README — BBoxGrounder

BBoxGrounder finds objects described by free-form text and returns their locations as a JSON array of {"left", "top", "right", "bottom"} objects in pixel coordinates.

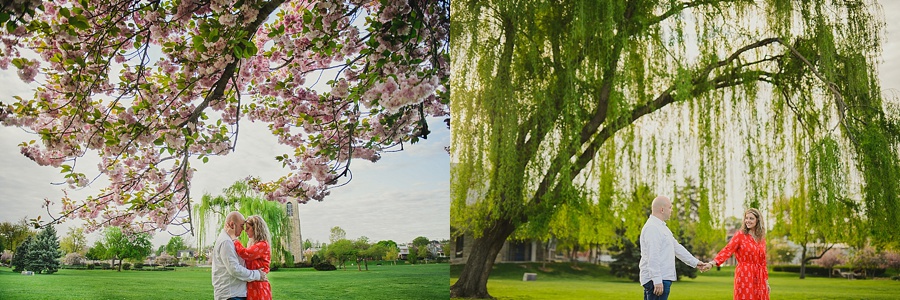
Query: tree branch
[
  {"left": 176, "top": 0, "right": 286, "bottom": 128},
  {"left": 773, "top": 38, "right": 856, "bottom": 146}
]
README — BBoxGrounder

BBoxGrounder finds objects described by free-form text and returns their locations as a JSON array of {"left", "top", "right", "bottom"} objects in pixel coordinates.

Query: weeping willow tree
[
  {"left": 450, "top": 0, "right": 900, "bottom": 298},
  {"left": 194, "top": 180, "right": 294, "bottom": 266},
  {"left": 770, "top": 137, "right": 869, "bottom": 279}
]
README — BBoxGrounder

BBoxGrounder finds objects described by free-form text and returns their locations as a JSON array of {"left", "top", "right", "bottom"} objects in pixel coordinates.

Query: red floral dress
[
  {"left": 234, "top": 240, "right": 272, "bottom": 300},
  {"left": 713, "top": 231, "right": 769, "bottom": 300}
]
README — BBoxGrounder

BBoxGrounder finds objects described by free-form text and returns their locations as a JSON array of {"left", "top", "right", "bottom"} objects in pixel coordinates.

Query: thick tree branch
[
  {"left": 176, "top": 0, "right": 286, "bottom": 128},
  {"left": 528, "top": 37, "right": 782, "bottom": 213},
  {"left": 773, "top": 38, "right": 856, "bottom": 146},
  {"left": 528, "top": 1, "right": 663, "bottom": 210},
  {"left": 802, "top": 244, "right": 834, "bottom": 262},
  {"left": 648, "top": 0, "right": 751, "bottom": 27}
]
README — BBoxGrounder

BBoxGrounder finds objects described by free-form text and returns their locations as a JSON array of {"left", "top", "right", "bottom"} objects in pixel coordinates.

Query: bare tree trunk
[
  {"left": 800, "top": 243, "right": 833, "bottom": 279},
  {"left": 450, "top": 218, "right": 516, "bottom": 299}
]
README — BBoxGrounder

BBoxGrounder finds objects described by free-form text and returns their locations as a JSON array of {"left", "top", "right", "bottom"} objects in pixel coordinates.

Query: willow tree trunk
[
  {"left": 449, "top": 218, "right": 516, "bottom": 298},
  {"left": 799, "top": 244, "right": 808, "bottom": 279}
]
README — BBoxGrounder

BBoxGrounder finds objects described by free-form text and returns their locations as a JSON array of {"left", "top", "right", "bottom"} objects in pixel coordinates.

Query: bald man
[
  {"left": 639, "top": 196, "right": 711, "bottom": 300},
  {"left": 212, "top": 211, "right": 267, "bottom": 300}
]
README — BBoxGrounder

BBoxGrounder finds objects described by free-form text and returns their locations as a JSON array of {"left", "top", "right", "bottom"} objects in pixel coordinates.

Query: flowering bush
[
  {"left": 882, "top": 251, "right": 900, "bottom": 270},
  {"left": 0, "top": 250, "right": 13, "bottom": 265},
  {"left": 156, "top": 253, "right": 177, "bottom": 266},
  {"left": 815, "top": 249, "right": 844, "bottom": 276},
  {"left": 63, "top": 252, "right": 86, "bottom": 266}
]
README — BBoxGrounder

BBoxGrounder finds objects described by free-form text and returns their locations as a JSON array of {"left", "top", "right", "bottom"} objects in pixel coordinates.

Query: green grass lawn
[
  {"left": 0, "top": 263, "right": 449, "bottom": 299},
  {"left": 450, "top": 263, "right": 900, "bottom": 299}
]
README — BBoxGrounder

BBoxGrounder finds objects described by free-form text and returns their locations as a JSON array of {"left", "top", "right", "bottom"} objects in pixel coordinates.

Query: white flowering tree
[
  {"left": 0, "top": 0, "right": 449, "bottom": 233},
  {"left": 63, "top": 252, "right": 86, "bottom": 266}
]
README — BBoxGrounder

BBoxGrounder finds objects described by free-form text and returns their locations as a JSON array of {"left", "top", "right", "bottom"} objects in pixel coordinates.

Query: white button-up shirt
[
  {"left": 639, "top": 215, "right": 701, "bottom": 286},
  {"left": 212, "top": 229, "right": 261, "bottom": 300}
]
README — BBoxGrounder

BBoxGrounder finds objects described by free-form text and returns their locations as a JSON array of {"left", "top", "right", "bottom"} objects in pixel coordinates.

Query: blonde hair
[
  {"left": 246, "top": 215, "right": 271, "bottom": 246},
  {"left": 742, "top": 208, "right": 765, "bottom": 242}
]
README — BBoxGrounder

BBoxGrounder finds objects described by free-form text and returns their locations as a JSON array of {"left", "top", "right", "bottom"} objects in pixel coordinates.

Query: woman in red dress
[
  {"left": 709, "top": 208, "right": 769, "bottom": 300},
  {"left": 234, "top": 215, "right": 272, "bottom": 300}
]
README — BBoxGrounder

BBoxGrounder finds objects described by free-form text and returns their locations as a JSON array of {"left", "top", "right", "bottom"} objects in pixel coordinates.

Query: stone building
[{"left": 285, "top": 199, "right": 304, "bottom": 263}]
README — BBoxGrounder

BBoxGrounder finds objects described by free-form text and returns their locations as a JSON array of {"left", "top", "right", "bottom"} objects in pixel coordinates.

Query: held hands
[
  {"left": 696, "top": 261, "right": 714, "bottom": 272},
  {"left": 258, "top": 268, "right": 268, "bottom": 282}
]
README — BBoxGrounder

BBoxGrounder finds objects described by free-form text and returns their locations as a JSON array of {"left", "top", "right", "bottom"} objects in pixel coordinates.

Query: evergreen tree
[
  {"left": 608, "top": 232, "right": 641, "bottom": 282},
  {"left": 672, "top": 233, "right": 698, "bottom": 280},
  {"left": 26, "top": 225, "right": 61, "bottom": 274},
  {"left": 609, "top": 229, "right": 697, "bottom": 282},
  {"left": 11, "top": 235, "right": 33, "bottom": 272}
]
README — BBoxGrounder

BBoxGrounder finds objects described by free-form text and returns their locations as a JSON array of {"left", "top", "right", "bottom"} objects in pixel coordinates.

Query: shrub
[
  {"left": 100, "top": 262, "right": 111, "bottom": 269},
  {"left": 851, "top": 247, "right": 883, "bottom": 278},
  {"left": 135, "top": 267, "right": 174, "bottom": 271},
  {"left": 87, "top": 264, "right": 95, "bottom": 270},
  {"left": 63, "top": 253, "right": 86, "bottom": 266},
  {"left": 314, "top": 262, "right": 337, "bottom": 271},
  {"left": 156, "top": 254, "right": 177, "bottom": 266},
  {"left": 134, "top": 263, "right": 144, "bottom": 269},
  {"left": 271, "top": 265, "right": 280, "bottom": 272},
  {"left": 773, "top": 265, "right": 888, "bottom": 278},
  {"left": 122, "top": 262, "right": 132, "bottom": 270},
  {"left": 772, "top": 265, "right": 832, "bottom": 277},
  {"left": 882, "top": 251, "right": 900, "bottom": 270},
  {"left": 0, "top": 250, "right": 13, "bottom": 265},
  {"left": 815, "top": 250, "right": 845, "bottom": 276}
]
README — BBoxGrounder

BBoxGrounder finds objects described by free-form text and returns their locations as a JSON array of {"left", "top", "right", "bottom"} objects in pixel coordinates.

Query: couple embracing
[
  {"left": 640, "top": 196, "right": 769, "bottom": 300},
  {"left": 212, "top": 211, "right": 273, "bottom": 300}
]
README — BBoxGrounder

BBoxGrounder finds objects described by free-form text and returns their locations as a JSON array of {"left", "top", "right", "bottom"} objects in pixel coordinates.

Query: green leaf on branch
[
  {"left": 243, "top": 40, "right": 258, "bottom": 57},
  {"left": 303, "top": 10, "right": 313, "bottom": 24},
  {"left": 11, "top": 58, "right": 26, "bottom": 69},
  {"left": 192, "top": 35, "right": 207, "bottom": 52},
  {"left": 70, "top": 16, "right": 89, "bottom": 30}
]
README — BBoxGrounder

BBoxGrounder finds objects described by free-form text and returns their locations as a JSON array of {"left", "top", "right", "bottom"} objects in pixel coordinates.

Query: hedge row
[{"left": 772, "top": 265, "right": 887, "bottom": 278}]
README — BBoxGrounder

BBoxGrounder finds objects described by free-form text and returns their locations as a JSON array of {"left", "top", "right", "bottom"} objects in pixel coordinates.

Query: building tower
[{"left": 286, "top": 199, "right": 304, "bottom": 263}]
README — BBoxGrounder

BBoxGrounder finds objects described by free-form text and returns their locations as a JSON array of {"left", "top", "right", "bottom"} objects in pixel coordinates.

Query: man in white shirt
[
  {"left": 212, "top": 211, "right": 268, "bottom": 300},
  {"left": 639, "top": 195, "right": 711, "bottom": 300}
]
